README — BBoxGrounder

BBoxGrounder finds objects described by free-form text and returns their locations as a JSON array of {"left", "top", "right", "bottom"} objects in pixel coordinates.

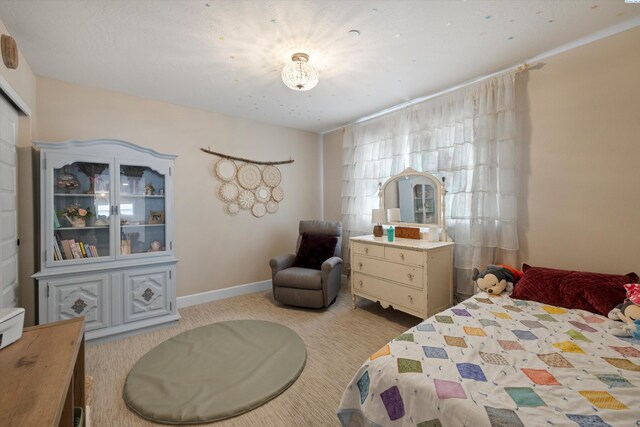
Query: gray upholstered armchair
[{"left": 269, "top": 220, "right": 343, "bottom": 308}]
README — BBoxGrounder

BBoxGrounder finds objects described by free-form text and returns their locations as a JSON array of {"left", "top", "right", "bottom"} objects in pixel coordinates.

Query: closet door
[{"left": 0, "top": 95, "right": 19, "bottom": 308}]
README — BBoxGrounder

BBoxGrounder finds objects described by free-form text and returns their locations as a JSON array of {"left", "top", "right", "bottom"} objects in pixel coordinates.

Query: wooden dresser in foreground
[
  {"left": 350, "top": 235, "right": 454, "bottom": 319},
  {"left": 0, "top": 317, "right": 85, "bottom": 427}
]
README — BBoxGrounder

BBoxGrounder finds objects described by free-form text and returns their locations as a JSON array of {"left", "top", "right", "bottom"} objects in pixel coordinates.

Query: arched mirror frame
[{"left": 379, "top": 167, "right": 445, "bottom": 232}]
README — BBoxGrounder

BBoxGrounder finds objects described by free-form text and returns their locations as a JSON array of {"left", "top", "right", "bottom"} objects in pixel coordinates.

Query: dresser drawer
[
  {"left": 384, "top": 247, "right": 423, "bottom": 266},
  {"left": 353, "top": 272, "right": 427, "bottom": 313},
  {"left": 352, "top": 242, "right": 384, "bottom": 258},
  {"left": 352, "top": 254, "right": 423, "bottom": 289}
]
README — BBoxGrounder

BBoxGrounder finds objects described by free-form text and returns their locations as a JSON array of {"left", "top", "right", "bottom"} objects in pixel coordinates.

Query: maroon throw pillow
[
  {"left": 511, "top": 264, "right": 638, "bottom": 316},
  {"left": 293, "top": 232, "right": 338, "bottom": 270}
]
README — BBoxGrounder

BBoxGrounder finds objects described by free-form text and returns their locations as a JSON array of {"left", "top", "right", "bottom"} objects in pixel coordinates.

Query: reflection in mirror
[{"left": 381, "top": 171, "right": 441, "bottom": 227}]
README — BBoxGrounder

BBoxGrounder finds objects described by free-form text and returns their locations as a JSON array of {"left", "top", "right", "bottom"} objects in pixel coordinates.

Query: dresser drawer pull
[
  {"left": 364, "top": 247, "right": 369, "bottom": 254},
  {"left": 358, "top": 262, "right": 363, "bottom": 269},
  {"left": 400, "top": 253, "right": 405, "bottom": 260},
  {"left": 408, "top": 295, "right": 414, "bottom": 304},
  {"left": 407, "top": 273, "right": 414, "bottom": 281},
  {"left": 359, "top": 280, "right": 363, "bottom": 288}
]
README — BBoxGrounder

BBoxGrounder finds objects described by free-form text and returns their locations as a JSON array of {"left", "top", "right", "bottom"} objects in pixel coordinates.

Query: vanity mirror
[{"left": 380, "top": 167, "right": 445, "bottom": 234}]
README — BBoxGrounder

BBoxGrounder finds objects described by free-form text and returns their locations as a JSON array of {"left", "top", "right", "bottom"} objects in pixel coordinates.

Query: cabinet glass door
[
  {"left": 118, "top": 164, "right": 167, "bottom": 256},
  {"left": 52, "top": 161, "right": 111, "bottom": 262}
]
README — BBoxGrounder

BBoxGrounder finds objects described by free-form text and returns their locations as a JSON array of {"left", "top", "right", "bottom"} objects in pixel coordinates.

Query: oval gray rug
[{"left": 123, "top": 319, "right": 307, "bottom": 424}]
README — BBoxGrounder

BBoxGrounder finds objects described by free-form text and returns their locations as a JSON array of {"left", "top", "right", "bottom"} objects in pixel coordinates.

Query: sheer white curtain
[{"left": 342, "top": 72, "right": 517, "bottom": 298}]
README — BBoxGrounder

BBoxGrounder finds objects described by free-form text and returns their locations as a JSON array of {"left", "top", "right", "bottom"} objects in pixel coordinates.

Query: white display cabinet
[{"left": 33, "top": 139, "right": 179, "bottom": 340}]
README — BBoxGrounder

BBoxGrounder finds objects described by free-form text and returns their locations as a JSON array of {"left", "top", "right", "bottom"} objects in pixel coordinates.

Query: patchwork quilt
[{"left": 337, "top": 293, "right": 640, "bottom": 427}]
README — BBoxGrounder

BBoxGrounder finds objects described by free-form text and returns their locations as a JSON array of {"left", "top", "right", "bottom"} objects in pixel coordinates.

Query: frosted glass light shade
[
  {"left": 387, "top": 208, "right": 401, "bottom": 223},
  {"left": 282, "top": 53, "right": 319, "bottom": 91},
  {"left": 371, "top": 209, "right": 385, "bottom": 225}
]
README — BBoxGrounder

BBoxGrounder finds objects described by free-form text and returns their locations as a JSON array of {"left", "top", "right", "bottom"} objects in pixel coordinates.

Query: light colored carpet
[{"left": 87, "top": 283, "right": 419, "bottom": 426}]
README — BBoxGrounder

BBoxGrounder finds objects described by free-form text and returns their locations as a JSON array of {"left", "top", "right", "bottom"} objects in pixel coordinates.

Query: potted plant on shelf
[{"left": 59, "top": 205, "right": 93, "bottom": 228}]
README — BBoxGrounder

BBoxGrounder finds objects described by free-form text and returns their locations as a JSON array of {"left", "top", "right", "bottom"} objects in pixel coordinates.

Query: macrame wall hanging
[{"left": 200, "top": 148, "right": 294, "bottom": 217}]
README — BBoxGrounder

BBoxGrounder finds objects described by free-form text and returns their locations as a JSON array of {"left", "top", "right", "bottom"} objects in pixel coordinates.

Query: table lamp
[
  {"left": 387, "top": 208, "right": 401, "bottom": 223},
  {"left": 371, "top": 209, "right": 385, "bottom": 237}
]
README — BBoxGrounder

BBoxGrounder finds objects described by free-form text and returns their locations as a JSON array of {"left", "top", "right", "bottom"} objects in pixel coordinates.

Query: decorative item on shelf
[
  {"left": 387, "top": 208, "right": 401, "bottom": 223},
  {"left": 94, "top": 216, "right": 109, "bottom": 226},
  {"left": 395, "top": 226, "right": 420, "bottom": 239},
  {"left": 427, "top": 226, "right": 440, "bottom": 242},
  {"left": 144, "top": 184, "right": 155, "bottom": 195},
  {"left": 201, "top": 147, "right": 294, "bottom": 218},
  {"left": 120, "top": 239, "right": 131, "bottom": 255},
  {"left": 371, "top": 209, "right": 385, "bottom": 237},
  {"left": 121, "top": 165, "right": 146, "bottom": 194},
  {"left": 387, "top": 226, "right": 395, "bottom": 242},
  {"left": 1, "top": 34, "right": 18, "bottom": 69},
  {"left": 78, "top": 163, "right": 107, "bottom": 194},
  {"left": 55, "top": 168, "right": 80, "bottom": 192},
  {"left": 59, "top": 205, "right": 93, "bottom": 228},
  {"left": 148, "top": 211, "right": 165, "bottom": 224},
  {"left": 148, "top": 240, "right": 163, "bottom": 252}
]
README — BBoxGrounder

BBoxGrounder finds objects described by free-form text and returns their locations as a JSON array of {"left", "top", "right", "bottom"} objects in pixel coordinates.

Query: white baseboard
[{"left": 176, "top": 280, "right": 272, "bottom": 309}]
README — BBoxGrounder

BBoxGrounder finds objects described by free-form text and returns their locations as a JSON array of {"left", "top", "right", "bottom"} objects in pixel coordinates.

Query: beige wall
[
  {"left": 0, "top": 19, "right": 38, "bottom": 324},
  {"left": 322, "top": 128, "right": 343, "bottom": 222},
  {"left": 30, "top": 77, "right": 321, "bottom": 316},
  {"left": 517, "top": 26, "right": 640, "bottom": 274}
]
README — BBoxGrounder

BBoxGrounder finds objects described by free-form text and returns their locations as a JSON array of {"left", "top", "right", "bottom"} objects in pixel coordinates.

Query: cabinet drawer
[
  {"left": 352, "top": 242, "right": 384, "bottom": 258},
  {"left": 352, "top": 254, "right": 423, "bottom": 289},
  {"left": 353, "top": 272, "right": 427, "bottom": 313},
  {"left": 384, "top": 247, "right": 423, "bottom": 266}
]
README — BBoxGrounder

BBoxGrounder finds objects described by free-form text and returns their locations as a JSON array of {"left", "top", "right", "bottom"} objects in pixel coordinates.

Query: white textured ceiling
[{"left": 1, "top": 0, "right": 639, "bottom": 133}]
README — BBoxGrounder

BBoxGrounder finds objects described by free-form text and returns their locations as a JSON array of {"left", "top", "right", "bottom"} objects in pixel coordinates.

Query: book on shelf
[
  {"left": 52, "top": 239, "right": 62, "bottom": 261},
  {"left": 79, "top": 242, "right": 88, "bottom": 258},
  {"left": 53, "top": 215, "right": 60, "bottom": 229},
  {"left": 69, "top": 239, "right": 82, "bottom": 259},
  {"left": 61, "top": 240, "right": 73, "bottom": 260},
  {"left": 54, "top": 232, "right": 65, "bottom": 260}
]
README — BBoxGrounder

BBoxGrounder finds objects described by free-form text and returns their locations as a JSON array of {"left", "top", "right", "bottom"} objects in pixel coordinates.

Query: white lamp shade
[
  {"left": 371, "top": 209, "right": 385, "bottom": 224},
  {"left": 387, "top": 208, "right": 401, "bottom": 223}
]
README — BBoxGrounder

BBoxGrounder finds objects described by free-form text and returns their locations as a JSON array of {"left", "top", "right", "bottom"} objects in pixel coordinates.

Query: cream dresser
[{"left": 350, "top": 235, "right": 454, "bottom": 319}]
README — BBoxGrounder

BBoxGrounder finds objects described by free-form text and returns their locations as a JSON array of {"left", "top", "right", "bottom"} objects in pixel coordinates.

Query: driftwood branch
[{"left": 200, "top": 147, "right": 294, "bottom": 165}]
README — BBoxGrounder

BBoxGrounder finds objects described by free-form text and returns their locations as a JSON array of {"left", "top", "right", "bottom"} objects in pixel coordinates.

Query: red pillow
[
  {"left": 293, "top": 232, "right": 338, "bottom": 270},
  {"left": 510, "top": 264, "right": 639, "bottom": 316}
]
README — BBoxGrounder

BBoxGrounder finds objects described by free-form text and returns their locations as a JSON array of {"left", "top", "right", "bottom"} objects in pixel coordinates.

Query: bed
[{"left": 338, "top": 266, "right": 640, "bottom": 426}]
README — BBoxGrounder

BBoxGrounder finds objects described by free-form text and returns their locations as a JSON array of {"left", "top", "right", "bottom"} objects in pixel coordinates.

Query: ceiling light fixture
[{"left": 281, "top": 52, "right": 318, "bottom": 91}]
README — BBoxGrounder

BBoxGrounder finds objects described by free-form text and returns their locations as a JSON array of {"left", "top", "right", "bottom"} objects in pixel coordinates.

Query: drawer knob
[
  {"left": 408, "top": 295, "right": 414, "bottom": 303},
  {"left": 407, "top": 273, "right": 414, "bottom": 281},
  {"left": 400, "top": 253, "right": 405, "bottom": 260},
  {"left": 358, "top": 262, "right": 363, "bottom": 269},
  {"left": 359, "top": 280, "right": 363, "bottom": 288},
  {"left": 364, "top": 247, "right": 369, "bottom": 254}
]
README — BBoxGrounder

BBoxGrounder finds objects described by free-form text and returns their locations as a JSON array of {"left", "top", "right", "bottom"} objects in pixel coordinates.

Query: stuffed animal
[
  {"left": 609, "top": 284, "right": 640, "bottom": 339},
  {"left": 472, "top": 264, "right": 521, "bottom": 296}
]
